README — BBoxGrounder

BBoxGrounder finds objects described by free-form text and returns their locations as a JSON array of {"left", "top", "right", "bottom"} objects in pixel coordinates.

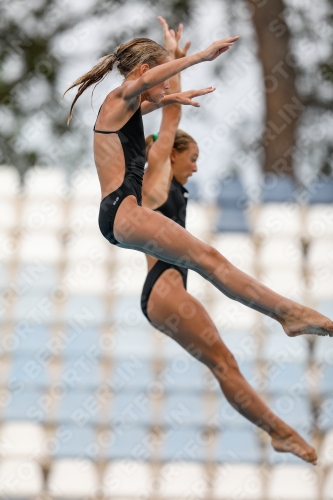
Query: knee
[
  {"left": 207, "top": 349, "right": 240, "bottom": 384},
  {"left": 199, "top": 245, "right": 230, "bottom": 278}
]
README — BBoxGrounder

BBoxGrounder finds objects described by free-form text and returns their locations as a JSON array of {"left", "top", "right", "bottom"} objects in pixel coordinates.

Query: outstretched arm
[
  {"left": 122, "top": 34, "right": 239, "bottom": 101},
  {"left": 141, "top": 87, "right": 215, "bottom": 115}
]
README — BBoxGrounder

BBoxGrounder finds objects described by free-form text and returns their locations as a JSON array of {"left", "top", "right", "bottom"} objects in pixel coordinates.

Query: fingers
[
  {"left": 157, "top": 16, "right": 169, "bottom": 35},
  {"left": 191, "top": 101, "right": 200, "bottom": 107},
  {"left": 183, "top": 40, "right": 191, "bottom": 56},
  {"left": 200, "top": 86, "right": 216, "bottom": 95},
  {"left": 218, "top": 42, "right": 234, "bottom": 50},
  {"left": 220, "top": 46, "right": 231, "bottom": 54},
  {"left": 221, "top": 36, "right": 240, "bottom": 43},
  {"left": 175, "top": 23, "right": 191, "bottom": 57},
  {"left": 191, "top": 86, "right": 216, "bottom": 97},
  {"left": 157, "top": 15, "right": 168, "bottom": 29},
  {"left": 182, "top": 86, "right": 216, "bottom": 106},
  {"left": 175, "top": 23, "right": 183, "bottom": 42},
  {"left": 213, "top": 36, "right": 240, "bottom": 51}
]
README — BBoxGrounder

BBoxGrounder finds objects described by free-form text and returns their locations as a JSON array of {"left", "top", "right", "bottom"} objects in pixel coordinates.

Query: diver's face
[{"left": 171, "top": 142, "right": 199, "bottom": 185}]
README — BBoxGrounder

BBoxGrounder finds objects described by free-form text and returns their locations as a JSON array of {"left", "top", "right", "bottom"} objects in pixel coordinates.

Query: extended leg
[
  {"left": 147, "top": 268, "right": 317, "bottom": 464},
  {"left": 114, "top": 197, "right": 333, "bottom": 338}
]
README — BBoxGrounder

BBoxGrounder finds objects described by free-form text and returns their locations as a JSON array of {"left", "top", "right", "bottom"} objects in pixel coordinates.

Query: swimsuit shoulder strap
[{"left": 93, "top": 103, "right": 141, "bottom": 134}]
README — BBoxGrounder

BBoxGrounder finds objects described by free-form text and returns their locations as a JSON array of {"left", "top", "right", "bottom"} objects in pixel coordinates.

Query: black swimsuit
[
  {"left": 141, "top": 177, "right": 189, "bottom": 322},
  {"left": 95, "top": 105, "right": 146, "bottom": 245}
]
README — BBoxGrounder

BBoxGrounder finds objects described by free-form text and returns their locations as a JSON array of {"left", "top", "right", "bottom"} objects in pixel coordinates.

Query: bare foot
[
  {"left": 279, "top": 305, "right": 333, "bottom": 338},
  {"left": 271, "top": 430, "right": 317, "bottom": 465}
]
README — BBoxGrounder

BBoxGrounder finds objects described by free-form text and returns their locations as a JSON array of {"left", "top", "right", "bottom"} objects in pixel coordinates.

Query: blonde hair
[
  {"left": 64, "top": 38, "right": 169, "bottom": 123},
  {"left": 145, "top": 129, "right": 197, "bottom": 158}
]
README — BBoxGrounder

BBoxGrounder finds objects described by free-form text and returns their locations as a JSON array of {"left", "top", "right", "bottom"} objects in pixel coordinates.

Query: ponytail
[
  {"left": 64, "top": 37, "right": 169, "bottom": 125},
  {"left": 63, "top": 54, "right": 117, "bottom": 124}
]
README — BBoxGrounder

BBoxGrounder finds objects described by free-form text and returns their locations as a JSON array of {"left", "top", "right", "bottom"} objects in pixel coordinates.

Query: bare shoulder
[
  {"left": 106, "top": 81, "right": 140, "bottom": 106},
  {"left": 97, "top": 88, "right": 140, "bottom": 130}
]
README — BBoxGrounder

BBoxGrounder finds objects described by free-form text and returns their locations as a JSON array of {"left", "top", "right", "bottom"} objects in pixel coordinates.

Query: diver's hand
[
  {"left": 199, "top": 36, "right": 240, "bottom": 62},
  {"left": 163, "top": 86, "right": 216, "bottom": 107},
  {"left": 158, "top": 16, "right": 191, "bottom": 59}
]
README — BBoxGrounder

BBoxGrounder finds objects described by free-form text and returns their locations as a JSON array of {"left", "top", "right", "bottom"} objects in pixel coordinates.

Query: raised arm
[
  {"left": 122, "top": 34, "right": 239, "bottom": 101},
  {"left": 142, "top": 18, "right": 185, "bottom": 209}
]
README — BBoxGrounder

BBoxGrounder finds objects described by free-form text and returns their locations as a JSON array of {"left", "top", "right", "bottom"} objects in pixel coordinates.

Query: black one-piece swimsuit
[
  {"left": 95, "top": 105, "right": 146, "bottom": 245},
  {"left": 141, "top": 176, "right": 189, "bottom": 322}
]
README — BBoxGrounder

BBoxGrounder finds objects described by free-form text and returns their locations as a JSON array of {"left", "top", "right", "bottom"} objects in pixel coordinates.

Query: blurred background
[{"left": 0, "top": 0, "right": 333, "bottom": 498}]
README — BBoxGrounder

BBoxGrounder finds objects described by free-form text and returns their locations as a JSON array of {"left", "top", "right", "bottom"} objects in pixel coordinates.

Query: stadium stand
[{"left": 0, "top": 165, "right": 332, "bottom": 498}]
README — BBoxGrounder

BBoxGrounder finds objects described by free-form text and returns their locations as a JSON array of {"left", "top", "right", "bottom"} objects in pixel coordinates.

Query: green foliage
[
  {"left": 0, "top": 1, "right": 78, "bottom": 175},
  {"left": 0, "top": 0, "right": 193, "bottom": 177},
  {"left": 1, "top": 0, "right": 332, "bottom": 179},
  {"left": 320, "top": 62, "right": 333, "bottom": 82}
]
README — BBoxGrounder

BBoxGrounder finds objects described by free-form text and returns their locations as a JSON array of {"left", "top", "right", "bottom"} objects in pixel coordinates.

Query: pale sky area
[
  {"left": 3, "top": 0, "right": 332, "bottom": 198},
  {"left": 57, "top": 0, "right": 266, "bottom": 200}
]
